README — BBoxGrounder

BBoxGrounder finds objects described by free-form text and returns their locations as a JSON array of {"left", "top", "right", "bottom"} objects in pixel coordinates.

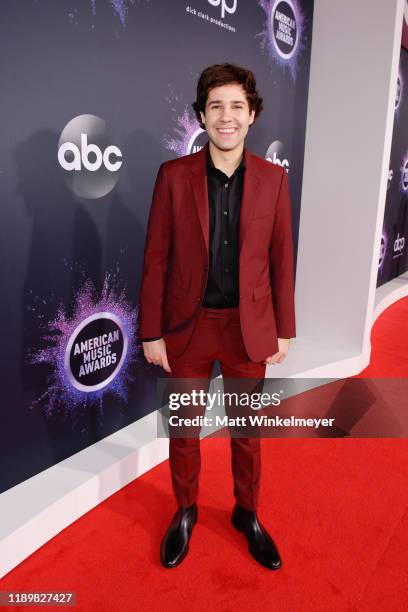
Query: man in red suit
[{"left": 139, "top": 63, "right": 296, "bottom": 569}]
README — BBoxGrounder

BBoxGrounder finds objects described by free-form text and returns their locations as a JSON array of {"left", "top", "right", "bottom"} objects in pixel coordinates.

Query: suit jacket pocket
[{"left": 253, "top": 280, "right": 272, "bottom": 301}]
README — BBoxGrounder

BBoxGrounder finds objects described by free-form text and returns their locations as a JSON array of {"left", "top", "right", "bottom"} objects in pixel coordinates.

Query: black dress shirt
[
  {"left": 142, "top": 147, "right": 245, "bottom": 341},
  {"left": 202, "top": 147, "right": 245, "bottom": 307}
]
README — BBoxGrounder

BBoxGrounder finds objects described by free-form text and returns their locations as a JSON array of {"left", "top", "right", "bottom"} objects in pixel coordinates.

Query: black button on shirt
[{"left": 202, "top": 147, "right": 245, "bottom": 308}]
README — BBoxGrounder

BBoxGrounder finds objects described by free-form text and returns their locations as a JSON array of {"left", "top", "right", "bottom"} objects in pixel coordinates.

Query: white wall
[{"left": 295, "top": 0, "right": 404, "bottom": 354}]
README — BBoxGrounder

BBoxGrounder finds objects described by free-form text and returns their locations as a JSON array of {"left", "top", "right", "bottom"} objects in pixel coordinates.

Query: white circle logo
[
  {"left": 58, "top": 114, "right": 122, "bottom": 199},
  {"left": 265, "top": 141, "right": 290, "bottom": 170},
  {"left": 64, "top": 312, "right": 128, "bottom": 392},
  {"left": 271, "top": 0, "right": 298, "bottom": 60},
  {"left": 187, "top": 127, "right": 207, "bottom": 154},
  {"left": 402, "top": 159, "right": 408, "bottom": 191}
]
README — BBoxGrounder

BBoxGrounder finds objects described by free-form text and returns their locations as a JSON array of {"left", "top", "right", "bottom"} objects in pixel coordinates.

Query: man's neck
[{"left": 208, "top": 141, "right": 244, "bottom": 178}]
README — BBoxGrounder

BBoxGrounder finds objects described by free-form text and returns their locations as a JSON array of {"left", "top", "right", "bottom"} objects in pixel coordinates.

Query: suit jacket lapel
[
  {"left": 239, "top": 147, "right": 260, "bottom": 254},
  {"left": 190, "top": 143, "right": 210, "bottom": 256}
]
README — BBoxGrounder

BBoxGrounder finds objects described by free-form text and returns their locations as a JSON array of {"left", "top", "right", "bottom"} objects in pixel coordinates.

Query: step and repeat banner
[
  {"left": 377, "top": 44, "right": 408, "bottom": 287},
  {"left": 0, "top": 0, "right": 313, "bottom": 493}
]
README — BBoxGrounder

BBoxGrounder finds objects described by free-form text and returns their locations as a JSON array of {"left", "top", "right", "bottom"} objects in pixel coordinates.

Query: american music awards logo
[
  {"left": 65, "top": 312, "right": 128, "bottom": 393},
  {"left": 257, "top": 0, "right": 306, "bottom": 81},
  {"left": 28, "top": 272, "right": 139, "bottom": 419}
]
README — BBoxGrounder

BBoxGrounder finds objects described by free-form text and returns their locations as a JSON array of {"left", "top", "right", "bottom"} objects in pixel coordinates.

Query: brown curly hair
[{"left": 192, "top": 63, "right": 264, "bottom": 130}]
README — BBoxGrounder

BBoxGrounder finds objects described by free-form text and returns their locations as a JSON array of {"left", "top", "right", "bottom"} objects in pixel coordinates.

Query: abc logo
[
  {"left": 208, "top": 0, "right": 237, "bottom": 19},
  {"left": 58, "top": 114, "right": 122, "bottom": 199},
  {"left": 394, "top": 233, "right": 405, "bottom": 253},
  {"left": 265, "top": 141, "right": 290, "bottom": 170},
  {"left": 58, "top": 134, "right": 121, "bottom": 173}
]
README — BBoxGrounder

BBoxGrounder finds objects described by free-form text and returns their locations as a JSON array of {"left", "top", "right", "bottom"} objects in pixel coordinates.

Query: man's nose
[{"left": 220, "top": 108, "right": 233, "bottom": 121}]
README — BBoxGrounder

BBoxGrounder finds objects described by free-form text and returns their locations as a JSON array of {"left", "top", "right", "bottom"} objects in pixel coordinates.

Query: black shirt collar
[{"left": 207, "top": 145, "right": 246, "bottom": 175}]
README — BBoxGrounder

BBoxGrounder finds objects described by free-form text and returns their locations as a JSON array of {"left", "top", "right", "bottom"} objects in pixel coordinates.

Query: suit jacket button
[{"left": 204, "top": 265, "right": 208, "bottom": 271}]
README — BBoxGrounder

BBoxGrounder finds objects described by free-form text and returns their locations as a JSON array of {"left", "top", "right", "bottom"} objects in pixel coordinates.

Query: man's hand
[
  {"left": 142, "top": 338, "right": 172, "bottom": 373},
  {"left": 263, "top": 338, "right": 290, "bottom": 366}
]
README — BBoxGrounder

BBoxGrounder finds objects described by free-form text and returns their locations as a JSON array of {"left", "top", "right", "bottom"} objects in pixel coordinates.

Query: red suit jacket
[{"left": 138, "top": 142, "right": 296, "bottom": 362}]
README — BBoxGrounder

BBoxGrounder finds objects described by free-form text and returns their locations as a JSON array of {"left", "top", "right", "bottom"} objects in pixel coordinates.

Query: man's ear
[
  {"left": 200, "top": 111, "right": 206, "bottom": 127},
  {"left": 249, "top": 109, "right": 255, "bottom": 126}
]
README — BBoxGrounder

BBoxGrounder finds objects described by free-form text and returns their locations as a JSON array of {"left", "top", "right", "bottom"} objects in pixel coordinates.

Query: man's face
[{"left": 200, "top": 82, "right": 255, "bottom": 152}]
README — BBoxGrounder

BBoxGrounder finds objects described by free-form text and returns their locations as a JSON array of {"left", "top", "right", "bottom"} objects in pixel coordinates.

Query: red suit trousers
[{"left": 165, "top": 306, "right": 266, "bottom": 511}]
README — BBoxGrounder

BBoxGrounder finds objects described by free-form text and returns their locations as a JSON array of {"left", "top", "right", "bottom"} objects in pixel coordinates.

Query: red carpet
[{"left": 1, "top": 298, "right": 408, "bottom": 611}]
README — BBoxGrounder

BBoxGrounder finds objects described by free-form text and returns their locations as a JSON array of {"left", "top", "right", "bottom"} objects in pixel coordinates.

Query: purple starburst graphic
[
  {"left": 257, "top": 0, "right": 306, "bottom": 82},
  {"left": 65, "top": 1, "right": 140, "bottom": 29},
  {"left": 28, "top": 273, "right": 140, "bottom": 419},
  {"left": 163, "top": 106, "right": 205, "bottom": 157},
  {"left": 90, "top": 0, "right": 130, "bottom": 27}
]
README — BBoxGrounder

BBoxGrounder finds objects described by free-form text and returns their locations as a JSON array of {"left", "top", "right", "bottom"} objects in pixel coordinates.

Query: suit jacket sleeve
[
  {"left": 138, "top": 163, "right": 172, "bottom": 339},
  {"left": 269, "top": 167, "right": 296, "bottom": 339}
]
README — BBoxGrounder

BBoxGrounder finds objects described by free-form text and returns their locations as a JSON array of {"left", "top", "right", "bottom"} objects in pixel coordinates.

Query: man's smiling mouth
[{"left": 216, "top": 127, "right": 238, "bottom": 134}]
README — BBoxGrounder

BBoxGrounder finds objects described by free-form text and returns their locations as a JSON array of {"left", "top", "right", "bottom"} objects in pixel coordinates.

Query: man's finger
[{"left": 162, "top": 353, "right": 172, "bottom": 373}]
